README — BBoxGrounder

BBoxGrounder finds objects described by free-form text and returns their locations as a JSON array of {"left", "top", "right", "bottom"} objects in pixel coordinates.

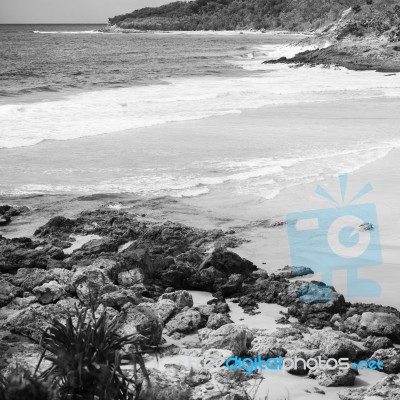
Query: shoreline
[{"left": 2, "top": 131, "right": 400, "bottom": 308}]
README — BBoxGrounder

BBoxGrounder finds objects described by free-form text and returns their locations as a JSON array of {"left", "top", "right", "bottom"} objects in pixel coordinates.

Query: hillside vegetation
[{"left": 108, "top": 0, "right": 363, "bottom": 31}]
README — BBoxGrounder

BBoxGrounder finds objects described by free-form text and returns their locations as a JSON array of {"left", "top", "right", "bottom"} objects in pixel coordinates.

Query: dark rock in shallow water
[{"left": 0, "top": 205, "right": 29, "bottom": 226}]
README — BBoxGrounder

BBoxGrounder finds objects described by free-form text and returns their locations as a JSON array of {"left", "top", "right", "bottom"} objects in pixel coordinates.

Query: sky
[{"left": 0, "top": 0, "right": 176, "bottom": 24}]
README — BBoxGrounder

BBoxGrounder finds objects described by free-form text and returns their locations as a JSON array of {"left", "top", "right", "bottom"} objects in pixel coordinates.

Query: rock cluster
[{"left": 1, "top": 208, "right": 400, "bottom": 397}]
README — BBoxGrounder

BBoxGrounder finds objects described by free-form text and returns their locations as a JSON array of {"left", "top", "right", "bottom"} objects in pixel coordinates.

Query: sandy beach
[{"left": 2, "top": 94, "right": 400, "bottom": 311}]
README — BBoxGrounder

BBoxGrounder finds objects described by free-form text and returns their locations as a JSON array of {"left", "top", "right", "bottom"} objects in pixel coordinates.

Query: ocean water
[{"left": 1, "top": 24, "right": 400, "bottom": 200}]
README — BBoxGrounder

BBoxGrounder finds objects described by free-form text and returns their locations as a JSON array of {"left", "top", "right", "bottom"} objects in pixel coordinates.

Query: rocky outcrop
[
  {"left": 339, "top": 374, "right": 400, "bottom": 400},
  {"left": 265, "top": 4, "right": 400, "bottom": 72},
  {"left": 0, "top": 205, "right": 29, "bottom": 226},
  {"left": 3, "top": 206, "right": 400, "bottom": 398},
  {"left": 0, "top": 237, "right": 64, "bottom": 273}
]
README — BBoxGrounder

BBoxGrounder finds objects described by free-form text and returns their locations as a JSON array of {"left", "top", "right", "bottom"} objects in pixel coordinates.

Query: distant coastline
[{"left": 105, "top": 0, "right": 400, "bottom": 73}]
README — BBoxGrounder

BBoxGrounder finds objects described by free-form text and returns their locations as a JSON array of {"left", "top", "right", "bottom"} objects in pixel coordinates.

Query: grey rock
[
  {"left": 201, "top": 323, "right": 251, "bottom": 355},
  {"left": 339, "top": 374, "right": 400, "bottom": 400},
  {"left": 165, "top": 309, "right": 202, "bottom": 335},
  {"left": 159, "top": 290, "right": 193, "bottom": 309},
  {"left": 119, "top": 303, "right": 163, "bottom": 346},
  {"left": 0, "top": 280, "right": 23, "bottom": 307},
  {"left": 369, "top": 348, "right": 400, "bottom": 374},
  {"left": 153, "top": 298, "right": 176, "bottom": 322},
  {"left": 358, "top": 312, "right": 400, "bottom": 341},
  {"left": 32, "top": 281, "right": 66, "bottom": 304},
  {"left": 249, "top": 335, "right": 287, "bottom": 359},
  {"left": 117, "top": 268, "right": 144, "bottom": 287},
  {"left": 309, "top": 366, "right": 357, "bottom": 387},
  {"left": 206, "top": 313, "right": 233, "bottom": 330}
]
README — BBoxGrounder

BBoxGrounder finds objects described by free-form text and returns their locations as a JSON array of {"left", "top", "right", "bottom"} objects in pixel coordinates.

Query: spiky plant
[
  {"left": 38, "top": 306, "right": 148, "bottom": 400},
  {"left": 0, "top": 370, "right": 55, "bottom": 400}
]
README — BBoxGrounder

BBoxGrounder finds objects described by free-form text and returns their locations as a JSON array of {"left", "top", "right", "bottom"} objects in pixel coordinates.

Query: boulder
[
  {"left": 309, "top": 367, "right": 357, "bottom": 387},
  {"left": 72, "top": 265, "right": 113, "bottom": 304},
  {"left": 201, "top": 349, "right": 234, "bottom": 369},
  {"left": 291, "top": 266, "right": 314, "bottom": 277},
  {"left": 364, "top": 336, "right": 393, "bottom": 352},
  {"left": 137, "top": 366, "right": 191, "bottom": 400},
  {"left": 306, "top": 330, "right": 360, "bottom": 360},
  {"left": 117, "top": 268, "right": 144, "bottom": 286},
  {"left": 32, "top": 281, "right": 66, "bottom": 305},
  {"left": 159, "top": 290, "right": 194, "bottom": 309},
  {"left": 100, "top": 289, "right": 142, "bottom": 309},
  {"left": 369, "top": 348, "right": 400, "bottom": 374},
  {"left": 0, "top": 280, "right": 23, "bottom": 307},
  {"left": 9, "top": 268, "right": 73, "bottom": 293},
  {"left": 196, "top": 304, "right": 217, "bottom": 318},
  {"left": 0, "top": 238, "right": 56, "bottom": 273},
  {"left": 220, "top": 274, "right": 244, "bottom": 296},
  {"left": 3, "top": 298, "right": 79, "bottom": 341},
  {"left": 339, "top": 374, "right": 400, "bottom": 400},
  {"left": 165, "top": 309, "right": 203, "bottom": 335},
  {"left": 249, "top": 335, "right": 287, "bottom": 359},
  {"left": 201, "top": 324, "right": 251, "bottom": 355},
  {"left": 358, "top": 312, "right": 400, "bottom": 341},
  {"left": 206, "top": 313, "right": 233, "bottom": 330},
  {"left": 199, "top": 249, "right": 256, "bottom": 277},
  {"left": 298, "top": 282, "right": 336, "bottom": 303},
  {"left": 153, "top": 299, "right": 177, "bottom": 322},
  {"left": 184, "top": 369, "right": 211, "bottom": 387},
  {"left": 119, "top": 303, "right": 163, "bottom": 346}
]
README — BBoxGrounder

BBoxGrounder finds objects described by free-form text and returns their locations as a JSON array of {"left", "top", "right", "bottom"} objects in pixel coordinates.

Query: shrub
[{"left": 38, "top": 306, "right": 148, "bottom": 400}]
